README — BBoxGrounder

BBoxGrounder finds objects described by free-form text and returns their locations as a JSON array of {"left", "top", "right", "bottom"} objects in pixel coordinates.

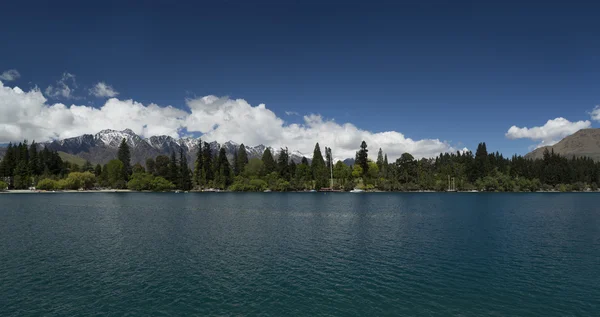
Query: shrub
[{"left": 37, "top": 179, "right": 58, "bottom": 190}]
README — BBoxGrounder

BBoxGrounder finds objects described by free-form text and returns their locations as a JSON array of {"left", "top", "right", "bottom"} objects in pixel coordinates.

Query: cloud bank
[
  {"left": 0, "top": 69, "right": 20, "bottom": 81},
  {"left": 90, "top": 82, "right": 119, "bottom": 98},
  {"left": 505, "top": 117, "right": 591, "bottom": 148},
  {"left": 0, "top": 81, "right": 460, "bottom": 160}
]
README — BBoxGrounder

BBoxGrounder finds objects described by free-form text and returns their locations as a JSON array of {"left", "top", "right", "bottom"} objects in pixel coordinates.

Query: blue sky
[{"left": 1, "top": 0, "right": 599, "bottom": 158}]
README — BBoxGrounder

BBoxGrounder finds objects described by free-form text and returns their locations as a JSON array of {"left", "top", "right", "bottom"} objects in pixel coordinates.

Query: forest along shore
[{"left": 1, "top": 138, "right": 600, "bottom": 193}]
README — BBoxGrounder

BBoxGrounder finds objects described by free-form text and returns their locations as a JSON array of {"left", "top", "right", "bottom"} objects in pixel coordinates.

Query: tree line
[{"left": 1, "top": 138, "right": 599, "bottom": 192}]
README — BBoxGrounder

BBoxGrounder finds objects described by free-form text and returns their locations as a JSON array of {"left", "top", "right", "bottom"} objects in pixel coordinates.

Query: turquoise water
[{"left": 0, "top": 193, "right": 598, "bottom": 316}]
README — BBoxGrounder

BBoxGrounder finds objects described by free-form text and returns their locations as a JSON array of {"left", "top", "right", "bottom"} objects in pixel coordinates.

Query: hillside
[{"left": 525, "top": 129, "right": 600, "bottom": 161}]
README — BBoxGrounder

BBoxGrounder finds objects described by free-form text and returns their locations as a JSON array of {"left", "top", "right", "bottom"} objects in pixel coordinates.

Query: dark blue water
[{"left": 1, "top": 193, "right": 599, "bottom": 316}]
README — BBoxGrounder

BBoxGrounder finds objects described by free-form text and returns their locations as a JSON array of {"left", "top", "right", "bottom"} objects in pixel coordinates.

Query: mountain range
[{"left": 0, "top": 129, "right": 310, "bottom": 168}]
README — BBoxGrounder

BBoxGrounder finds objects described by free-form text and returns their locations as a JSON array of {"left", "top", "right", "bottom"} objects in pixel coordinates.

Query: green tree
[
  {"left": 277, "top": 147, "right": 291, "bottom": 180},
  {"left": 179, "top": 148, "right": 192, "bottom": 190},
  {"left": 311, "top": 143, "right": 328, "bottom": 189},
  {"left": 151, "top": 176, "right": 175, "bottom": 191},
  {"left": 214, "top": 147, "right": 232, "bottom": 189},
  {"left": 146, "top": 158, "right": 156, "bottom": 175},
  {"left": 168, "top": 151, "right": 179, "bottom": 183},
  {"left": 235, "top": 144, "right": 249, "bottom": 176},
  {"left": 37, "top": 178, "right": 58, "bottom": 190},
  {"left": 376, "top": 148, "right": 384, "bottom": 173},
  {"left": 94, "top": 164, "right": 102, "bottom": 177},
  {"left": 132, "top": 163, "right": 145, "bottom": 174},
  {"left": 355, "top": 141, "right": 369, "bottom": 176},
  {"left": 202, "top": 142, "right": 214, "bottom": 183},
  {"left": 82, "top": 160, "right": 94, "bottom": 173},
  {"left": 154, "top": 155, "right": 170, "bottom": 179},
  {"left": 0, "top": 180, "right": 8, "bottom": 190},
  {"left": 262, "top": 148, "right": 277, "bottom": 175},
  {"left": 194, "top": 140, "right": 204, "bottom": 187},
  {"left": 117, "top": 138, "right": 132, "bottom": 177},
  {"left": 127, "top": 172, "right": 154, "bottom": 191},
  {"left": 244, "top": 158, "right": 265, "bottom": 178},
  {"left": 107, "top": 159, "right": 126, "bottom": 188}
]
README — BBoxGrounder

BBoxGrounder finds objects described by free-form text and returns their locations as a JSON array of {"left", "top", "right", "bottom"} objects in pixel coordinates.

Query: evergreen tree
[
  {"left": 179, "top": 148, "right": 192, "bottom": 190},
  {"left": 376, "top": 148, "right": 384, "bottom": 172},
  {"left": 311, "top": 143, "right": 328, "bottom": 189},
  {"left": 154, "top": 155, "right": 170, "bottom": 179},
  {"left": 355, "top": 141, "right": 369, "bottom": 176},
  {"left": 215, "top": 147, "right": 232, "bottom": 188},
  {"left": 473, "top": 142, "right": 489, "bottom": 181},
  {"left": 236, "top": 144, "right": 249, "bottom": 176},
  {"left": 169, "top": 151, "right": 179, "bottom": 183},
  {"left": 194, "top": 140, "right": 204, "bottom": 187},
  {"left": 383, "top": 154, "right": 389, "bottom": 178},
  {"left": 82, "top": 160, "right": 94, "bottom": 173},
  {"left": 262, "top": 148, "right": 277, "bottom": 174},
  {"left": 94, "top": 164, "right": 102, "bottom": 177},
  {"left": 202, "top": 142, "right": 214, "bottom": 183},
  {"left": 117, "top": 138, "right": 132, "bottom": 178},
  {"left": 145, "top": 158, "right": 156, "bottom": 175},
  {"left": 301, "top": 156, "right": 309, "bottom": 166},
  {"left": 28, "top": 142, "right": 40, "bottom": 176},
  {"left": 277, "top": 147, "right": 290, "bottom": 180}
]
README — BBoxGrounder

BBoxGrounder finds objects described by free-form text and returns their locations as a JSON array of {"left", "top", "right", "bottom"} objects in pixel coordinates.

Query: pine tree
[
  {"left": 194, "top": 140, "right": 204, "bottom": 187},
  {"left": 94, "top": 164, "right": 102, "bottom": 177},
  {"left": 311, "top": 143, "right": 328, "bottom": 189},
  {"left": 28, "top": 142, "right": 40, "bottom": 176},
  {"left": 236, "top": 144, "right": 249, "bottom": 176},
  {"left": 117, "top": 138, "right": 132, "bottom": 178},
  {"left": 145, "top": 158, "right": 156, "bottom": 175},
  {"left": 376, "top": 148, "right": 384, "bottom": 172},
  {"left": 202, "top": 142, "right": 214, "bottom": 184},
  {"left": 169, "top": 151, "right": 179, "bottom": 183},
  {"left": 215, "top": 147, "right": 231, "bottom": 188},
  {"left": 356, "top": 141, "right": 369, "bottom": 176},
  {"left": 301, "top": 156, "right": 309, "bottom": 166},
  {"left": 262, "top": 148, "right": 276, "bottom": 174},
  {"left": 83, "top": 160, "right": 94, "bottom": 173},
  {"left": 277, "top": 147, "right": 290, "bottom": 180},
  {"left": 179, "top": 148, "right": 192, "bottom": 190}
]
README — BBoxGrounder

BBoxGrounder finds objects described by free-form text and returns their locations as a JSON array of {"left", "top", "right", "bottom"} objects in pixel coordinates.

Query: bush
[
  {"left": 0, "top": 180, "right": 7, "bottom": 190},
  {"left": 150, "top": 177, "right": 175, "bottom": 191},
  {"left": 127, "top": 172, "right": 154, "bottom": 191},
  {"left": 37, "top": 179, "right": 58, "bottom": 190}
]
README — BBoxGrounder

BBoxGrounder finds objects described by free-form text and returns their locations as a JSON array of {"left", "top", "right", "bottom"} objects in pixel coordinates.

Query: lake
[{"left": 0, "top": 193, "right": 598, "bottom": 316}]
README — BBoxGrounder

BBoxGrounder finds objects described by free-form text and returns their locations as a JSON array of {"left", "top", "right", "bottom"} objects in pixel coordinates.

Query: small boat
[
  {"left": 349, "top": 188, "right": 364, "bottom": 193},
  {"left": 175, "top": 190, "right": 180, "bottom": 193},
  {"left": 263, "top": 189, "right": 272, "bottom": 192}
]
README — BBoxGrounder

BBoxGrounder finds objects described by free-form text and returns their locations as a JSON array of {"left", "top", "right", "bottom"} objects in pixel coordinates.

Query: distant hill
[{"left": 525, "top": 129, "right": 600, "bottom": 161}]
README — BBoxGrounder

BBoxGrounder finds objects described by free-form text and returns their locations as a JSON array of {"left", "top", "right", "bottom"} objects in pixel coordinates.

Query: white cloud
[
  {"left": 89, "top": 82, "right": 119, "bottom": 98},
  {"left": 0, "top": 81, "right": 460, "bottom": 160},
  {"left": 184, "top": 96, "right": 459, "bottom": 160},
  {"left": 285, "top": 111, "right": 299, "bottom": 116},
  {"left": 505, "top": 117, "right": 591, "bottom": 148},
  {"left": 590, "top": 105, "right": 600, "bottom": 121},
  {"left": 0, "top": 81, "right": 186, "bottom": 142},
  {"left": 0, "top": 69, "right": 20, "bottom": 81},
  {"left": 45, "top": 72, "right": 78, "bottom": 99}
]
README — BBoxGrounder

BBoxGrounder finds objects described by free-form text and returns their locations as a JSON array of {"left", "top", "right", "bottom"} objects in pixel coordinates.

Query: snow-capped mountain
[{"left": 40, "top": 129, "right": 310, "bottom": 167}]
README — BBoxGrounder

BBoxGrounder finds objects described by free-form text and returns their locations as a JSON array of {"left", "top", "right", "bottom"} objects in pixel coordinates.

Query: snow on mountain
[{"left": 40, "top": 129, "right": 322, "bottom": 165}]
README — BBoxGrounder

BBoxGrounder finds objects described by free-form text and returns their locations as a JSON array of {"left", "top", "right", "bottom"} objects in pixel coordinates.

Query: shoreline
[{"left": 1, "top": 189, "right": 599, "bottom": 194}]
